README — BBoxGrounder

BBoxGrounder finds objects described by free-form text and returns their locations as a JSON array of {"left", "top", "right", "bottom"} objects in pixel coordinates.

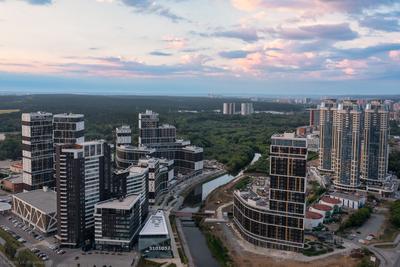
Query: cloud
[
  {"left": 278, "top": 23, "right": 359, "bottom": 41},
  {"left": 162, "top": 36, "right": 187, "bottom": 50},
  {"left": 149, "top": 51, "right": 173, "bottom": 56},
  {"left": 219, "top": 50, "right": 250, "bottom": 59},
  {"left": 212, "top": 28, "right": 260, "bottom": 42},
  {"left": 338, "top": 43, "right": 400, "bottom": 59},
  {"left": 121, "top": 0, "right": 188, "bottom": 22},
  {"left": 359, "top": 15, "right": 400, "bottom": 32},
  {"left": 44, "top": 56, "right": 226, "bottom": 78},
  {"left": 21, "top": 0, "right": 52, "bottom": 5},
  {"left": 230, "top": 0, "right": 396, "bottom": 14}
]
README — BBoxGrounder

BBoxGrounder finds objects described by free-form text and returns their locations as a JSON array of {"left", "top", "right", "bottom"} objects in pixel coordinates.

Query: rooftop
[
  {"left": 54, "top": 113, "right": 84, "bottom": 118},
  {"left": 139, "top": 210, "right": 169, "bottom": 236},
  {"left": 320, "top": 196, "right": 341, "bottom": 205},
  {"left": 182, "top": 146, "right": 203, "bottom": 153},
  {"left": 330, "top": 191, "right": 366, "bottom": 202},
  {"left": 128, "top": 165, "right": 149, "bottom": 175},
  {"left": 306, "top": 211, "right": 323, "bottom": 220},
  {"left": 13, "top": 188, "right": 57, "bottom": 214},
  {"left": 312, "top": 203, "right": 333, "bottom": 211},
  {"left": 4, "top": 174, "right": 23, "bottom": 184},
  {"left": 96, "top": 194, "right": 140, "bottom": 210}
]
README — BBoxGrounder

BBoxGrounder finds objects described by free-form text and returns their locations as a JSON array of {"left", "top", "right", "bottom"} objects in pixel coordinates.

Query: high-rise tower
[
  {"left": 332, "top": 101, "right": 362, "bottom": 191},
  {"left": 318, "top": 99, "right": 336, "bottom": 172},
  {"left": 360, "top": 101, "right": 389, "bottom": 185},
  {"left": 233, "top": 132, "right": 307, "bottom": 252},
  {"left": 55, "top": 140, "right": 111, "bottom": 247},
  {"left": 22, "top": 112, "right": 54, "bottom": 190}
]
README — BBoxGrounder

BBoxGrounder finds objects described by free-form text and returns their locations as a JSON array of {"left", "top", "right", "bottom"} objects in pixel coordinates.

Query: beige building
[
  {"left": 318, "top": 99, "right": 336, "bottom": 172},
  {"left": 360, "top": 101, "right": 389, "bottom": 185},
  {"left": 332, "top": 101, "right": 362, "bottom": 191}
]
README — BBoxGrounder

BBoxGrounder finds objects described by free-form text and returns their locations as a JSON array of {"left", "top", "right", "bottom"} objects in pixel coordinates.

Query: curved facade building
[
  {"left": 115, "top": 145, "right": 155, "bottom": 169},
  {"left": 233, "top": 133, "right": 307, "bottom": 252},
  {"left": 233, "top": 191, "right": 304, "bottom": 251}
]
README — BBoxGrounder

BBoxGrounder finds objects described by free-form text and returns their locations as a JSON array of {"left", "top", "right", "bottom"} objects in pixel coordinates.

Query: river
[{"left": 180, "top": 153, "right": 261, "bottom": 267}]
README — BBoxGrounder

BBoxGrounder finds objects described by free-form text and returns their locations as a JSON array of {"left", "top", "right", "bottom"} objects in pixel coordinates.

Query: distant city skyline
[{"left": 0, "top": 0, "right": 399, "bottom": 94}]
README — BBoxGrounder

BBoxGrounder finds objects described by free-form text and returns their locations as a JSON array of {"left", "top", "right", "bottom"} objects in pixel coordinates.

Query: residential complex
[
  {"left": 21, "top": 112, "right": 54, "bottom": 190},
  {"left": 240, "top": 102, "right": 254, "bottom": 115},
  {"left": 223, "top": 102, "right": 235, "bottom": 115},
  {"left": 317, "top": 99, "right": 393, "bottom": 194},
  {"left": 233, "top": 132, "right": 307, "bottom": 252}
]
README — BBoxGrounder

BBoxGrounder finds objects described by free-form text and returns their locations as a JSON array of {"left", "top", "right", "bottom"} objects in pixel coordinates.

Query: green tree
[{"left": 4, "top": 242, "right": 16, "bottom": 259}]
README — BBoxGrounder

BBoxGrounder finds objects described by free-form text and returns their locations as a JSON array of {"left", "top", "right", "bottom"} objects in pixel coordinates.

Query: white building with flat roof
[{"left": 138, "top": 210, "right": 172, "bottom": 258}]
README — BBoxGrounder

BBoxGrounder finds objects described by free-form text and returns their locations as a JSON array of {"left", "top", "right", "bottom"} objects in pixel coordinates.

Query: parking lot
[
  {"left": 0, "top": 212, "right": 138, "bottom": 267},
  {"left": 0, "top": 212, "right": 76, "bottom": 266}
]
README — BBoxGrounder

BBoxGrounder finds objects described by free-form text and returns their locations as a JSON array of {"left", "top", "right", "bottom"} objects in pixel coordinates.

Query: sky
[{"left": 0, "top": 0, "right": 399, "bottom": 96}]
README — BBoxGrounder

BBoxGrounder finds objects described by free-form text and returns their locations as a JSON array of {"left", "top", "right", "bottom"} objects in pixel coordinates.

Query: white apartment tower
[
  {"left": 241, "top": 102, "right": 254, "bottom": 115},
  {"left": 223, "top": 103, "right": 235, "bottom": 115}
]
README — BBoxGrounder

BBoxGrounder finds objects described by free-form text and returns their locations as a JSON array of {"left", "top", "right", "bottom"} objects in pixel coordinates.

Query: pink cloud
[
  {"left": 327, "top": 58, "right": 368, "bottom": 76},
  {"left": 389, "top": 50, "right": 400, "bottom": 61},
  {"left": 230, "top": 0, "right": 394, "bottom": 15},
  {"left": 163, "top": 36, "right": 187, "bottom": 50}
]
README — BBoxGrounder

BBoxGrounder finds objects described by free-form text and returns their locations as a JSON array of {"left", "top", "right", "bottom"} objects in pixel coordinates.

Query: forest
[{"left": 0, "top": 95, "right": 308, "bottom": 172}]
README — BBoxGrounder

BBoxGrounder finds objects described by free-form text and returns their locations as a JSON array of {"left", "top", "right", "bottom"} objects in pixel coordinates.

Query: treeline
[
  {"left": 0, "top": 134, "right": 21, "bottom": 160},
  {"left": 0, "top": 228, "right": 44, "bottom": 267},
  {"left": 338, "top": 207, "right": 372, "bottom": 232},
  {"left": 0, "top": 95, "right": 308, "bottom": 172},
  {"left": 390, "top": 200, "right": 400, "bottom": 228},
  {"left": 245, "top": 154, "right": 269, "bottom": 174},
  {"left": 389, "top": 150, "right": 400, "bottom": 178}
]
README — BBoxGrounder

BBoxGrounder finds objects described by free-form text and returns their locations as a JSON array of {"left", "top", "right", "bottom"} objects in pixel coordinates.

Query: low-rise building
[
  {"left": 305, "top": 211, "right": 324, "bottom": 229},
  {"left": 9, "top": 161, "right": 23, "bottom": 174},
  {"left": 94, "top": 195, "right": 141, "bottom": 251},
  {"left": 1, "top": 174, "right": 24, "bottom": 193},
  {"left": 12, "top": 187, "right": 57, "bottom": 234},
  {"left": 319, "top": 196, "right": 342, "bottom": 208},
  {"left": 309, "top": 204, "right": 333, "bottom": 218},
  {"left": 329, "top": 192, "right": 366, "bottom": 210},
  {"left": 139, "top": 210, "right": 172, "bottom": 259}
]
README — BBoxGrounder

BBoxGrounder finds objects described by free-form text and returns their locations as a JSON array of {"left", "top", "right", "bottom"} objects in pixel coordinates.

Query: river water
[{"left": 180, "top": 153, "right": 261, "bottom": 267}]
